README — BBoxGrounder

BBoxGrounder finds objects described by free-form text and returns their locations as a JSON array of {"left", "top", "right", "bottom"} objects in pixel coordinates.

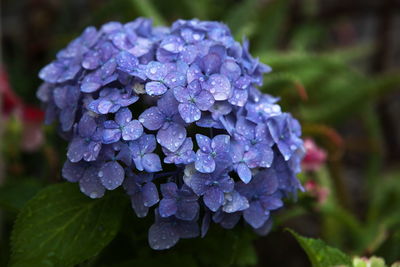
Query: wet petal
[
  {"left": 67, "top": 137, "right": 85, "bottom": 162},
  {"left": 116, "top": 51, "right": 138, "bottom": 73},
  {"left": 207, "top": 74, "right": 232, "bottom": 101},
  {"left": 222, "top": 191, "right": 249, "bottom": 213},
  {"left": 195, "top": 151, "right": 215, "bottom": 173},
  {"left": 146, "top": 61, "right": 167, "bottom": 80},
  {"left": 178, "top": 103, "right": 201, "bottom": 123},
  {"left": 145, "top": 81, "right": 168, "bottom": 96},
  {"left": 139, "top": 107, "right": 165, "bottom": 130},
  {"left": 157, "top": 123, "right": 186, "bottom": 152},
  {"left": 211, "top": 134, "right": 230, "bottom": 154},
  {"left": 115, "top": 107, "right": 132, "bottom": 126},
  {"left": 159, "top": 198, "right": 178, "bottom": 217},
  {"left": 220, "top": 59, "right": 241, "bottom": 81},
  {"left": 229, "top": 88, "right": 248, "bottom": 107},
  {"left": 131, "top": 193, "right": 149, "bottom": 218},
  {"left": 142, "top": 153, "right": 162, "bottom": 172},
  {"left": 195, "top": 90, "right": 214, "bottom": 111},
  {"left": 173, "top": 86, "right": 190, "bottom": 103},
  {"left": 102, "top": 128, "right": 121, "bottom": 144},
  {"left": 39, "top": 62, "right": 62, "bottom": 83},
  {"left": 122, "top": 120, "right": 143, "bottom": 141},
  {"left": 176, "top": 201, "right": 199, "bottom": 221},
  {"left": 203, "top": 187, "right": 224, "bottom": 212},
  {"left": 243, "top": 201, "right": 269, "bottom": 229},
  {"left": 79, "top": 166, "right": 106, "bottom": 199},
  {"left": 62, "top": 160, "right": 85, "bottom": 182},
  {"left": 237, "top": 162, "right": 252, "bottom": 183},
  {"left": 195, "top": 134, "right": 211, "bottom": 152},
  {"left": 148, "top": 220, "right": 179, "bottom": 250},
  {"left": 99, "top": 161, "right": 125, "bottom": 190},
  {"left": 142, "top": 182, "right": 160, "bottom": 207}
]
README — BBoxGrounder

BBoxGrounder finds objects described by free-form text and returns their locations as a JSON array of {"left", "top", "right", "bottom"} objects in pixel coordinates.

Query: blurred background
[{"left": 1, "top": 0, "right": 400, "bottom": 266}]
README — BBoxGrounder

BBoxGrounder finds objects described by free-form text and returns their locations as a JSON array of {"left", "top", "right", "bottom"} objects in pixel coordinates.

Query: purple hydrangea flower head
[{"left": 38, "top": 17, "right": 304, "bottom": 250}]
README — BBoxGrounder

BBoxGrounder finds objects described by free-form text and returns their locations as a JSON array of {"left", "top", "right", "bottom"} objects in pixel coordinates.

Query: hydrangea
[{"left": 37, "top": 18, "right": 305, "bottom": 250}]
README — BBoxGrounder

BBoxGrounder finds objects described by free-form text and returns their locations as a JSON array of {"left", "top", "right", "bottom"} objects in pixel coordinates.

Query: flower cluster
[{"left": 37, "top": 18, "right": 304, "bottom": 250}]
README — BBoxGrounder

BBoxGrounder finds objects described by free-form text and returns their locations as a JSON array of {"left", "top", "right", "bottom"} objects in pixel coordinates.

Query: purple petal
[
  {"left": 122, "top": 120, "right": 143, "bottom": 141},
  {"left": 62, "top": 160, "right": 85, "bottom": 182},
  {"left": 235, "top": 117, "right": 255, "bottom": 141},
  {"left": 176, "top": 201, "right": 199, "bottom": 221},
  {"left": 206, "top": 74, "right": 232, "bottom": 101},
  {"left": 178, "top": 103, "right": 201, "bottom": 123},
  {"left": 243, "top": 201, "right": 269, "bottom": 229},
  {"left": 79, "top": 166, "right": 106, "bottom": 199},
  {"left": 138, "top": 134, "right": 157, "bottom": 153},
  {"left": 139, "top": 107, "right": 164, "bottom": 130},
  {"left": 229, "top": 88, "right": 248, "bottom": 107},
  {"left": 115, "top": 108, "right": 132, "bottom": 125},
  {"left": 97, "top": 99, "right": 114, "bottom": 114},
  {"left": 82, "top": 51, "right": 101, "bottom": 70},
  {"left": 159, "top": 198, "right": 178, "bottom": 217},
  {"left": 173, "top": 86, "right": 190, "bottom": 103},
  {"left": 164, "top": 71, "right": 186, "bottom": 88},
  {"left": 160, "top": 182, "right": 178, "bottom": 198},
  {"left": 57, "top": 65, "right": 80, "bottom": 83},
  {"left": 195, "top": 90, "right": 214, "bottom": 111},
  {"left": 183, "top": 172, "right": 208, "bottom": 196},
  {"left": 195, "top": 151, "right": 215, "bottom": 173},
  {"left": 203, "top": 187, "right": 224, "bottom": 211},
  {"left": 157, "top": 90, "right": 179, "bottom": 117},
  {"left": 145, "top": 81, "right": 168, "bottom": 96},
  {"left": 256, "top": 144, "right": 274, "bottom": 168},
  {"left": 222, "top": 191, "right": 249, "bottom": 213},
  {"left": 148, "top": 221, "right": 179, "bottom": 250},
  {"left": 237, "top": 162, "right": 252, "bottom": 183},
  {"left": 142, "top": 153, "right": 162, "bottom": 172},
  {"left": 157, "top": 123, "right": 186, "bottom": 152},
  {"left": 39, "top": 62, "right": 62, "bottom": 83},
  {"left": 141, "top": 182, "right": 160, "bottom": 207},
  {"left": 260, "top": 196, "right": 283, "bottom": 211},
  {"left": 67, "top": 137, "right": 85, "bottom": 162},
  {"left": 220, "top": 59, "right": 241, "bottom": 81},
  {"left": 102, "top": 128, "right": 121, "bottom": 144},
  {"left": 211, "top": 135, "right": 230, "bottom": 153},
  {"left": 78, "top": 114, "right": 97, "bottom": 137},
  {"left": 131, "top": 193, "right": 149, "bottom": 218},
  {"left": 116, "top": 51, "right": 138, "bottom": 72},
  {"left": 218, "top": 175, "right": 235, "bottom": 193},
  {"left": 146, "top": 61, "right": 167, "bottom": 80},
  {"left": 202, "top": 53, "right": 221, "bottom": 75},
  {"left": 99, "top": 161, "right": 125, "bottom": 190},
  {"left": 195, "top": 134, "right": 211, "bottom": 152},
  {"left": 187, "top": 64, "right": 204, "bottom": 83}
]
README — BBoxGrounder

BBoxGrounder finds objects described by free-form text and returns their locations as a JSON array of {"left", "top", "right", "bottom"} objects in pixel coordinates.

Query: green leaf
[
  {"left": 287, "top": 229, "right": 352, "bottom": 267},
  {"left": 0, "top": 178, "right": 44, "bottom": 212},
  {"left": 130, "top": 0, "right": 166, "bottom": 26},
  {"left": 10, "top": 183, "right": 127, "bottom": 267}
]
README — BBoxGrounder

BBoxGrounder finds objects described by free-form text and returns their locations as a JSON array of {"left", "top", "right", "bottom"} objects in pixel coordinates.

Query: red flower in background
[
  {"left": 302, "top": 138, "right": 327, "bottom": 172},
  {"left": 1, "top": 65, "right": 44, "bottom": 151}
]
